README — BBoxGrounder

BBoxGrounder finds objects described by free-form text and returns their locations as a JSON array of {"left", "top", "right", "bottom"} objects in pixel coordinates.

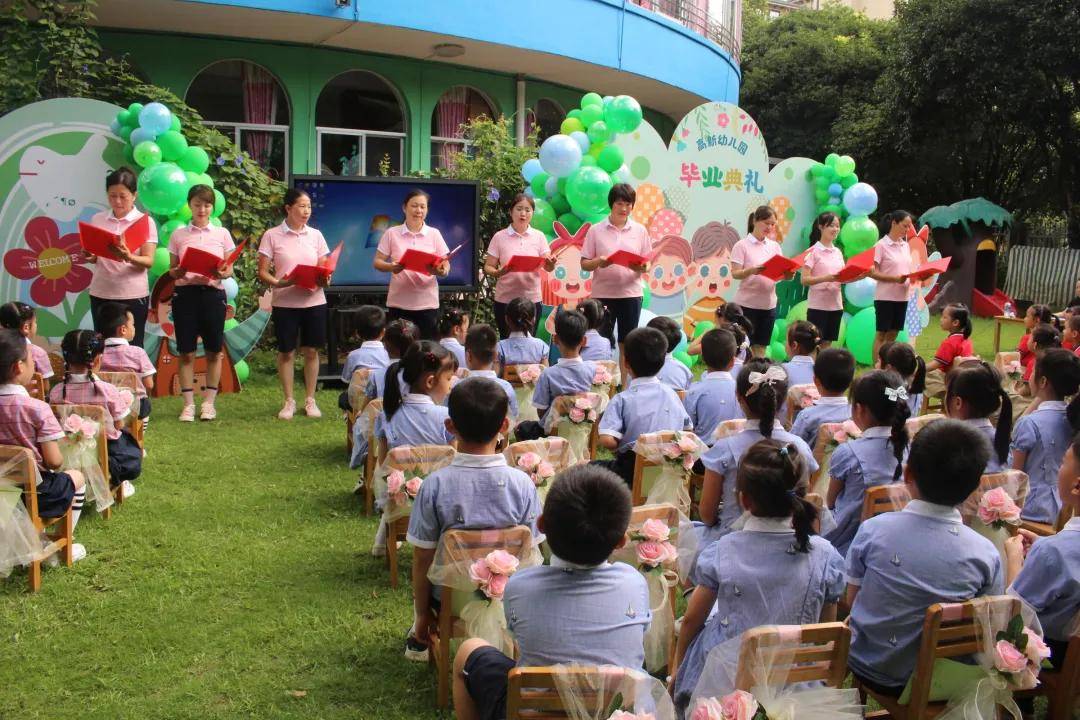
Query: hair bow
[
  {"left": 746, "top": 366, "right": 787, "bottom": 395},
  {"left": 885, "top": 386, "right": 910, "bottom": 402}
]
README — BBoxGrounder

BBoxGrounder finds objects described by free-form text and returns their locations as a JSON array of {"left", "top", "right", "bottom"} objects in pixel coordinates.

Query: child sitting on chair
[
  {"left": 791, "top": 347, "right": 855, "bottom": 447},
  {"left": 0, "top": 301, "right": 53, "bottom": 381},
  {"left": 404, "top": 377, "right": 543, "bottom": 663},
  {"left": 366, "top": 318, "right": 419, "bottom": 402},
  {"left": 452, "top": 465, "right": 650, "bottom": 720},
  {"left": 338, "top": 305, "right": 389, "bottom": 409},
  {"left": 878, "top": 342, "right": 926, "bottom": 417},
  {"left": 578, "top": 299, "right": 612, "bottom": 362},
  {"left": 459, "top": 324, "right": 518, "bottom": 420},
  {"left": 943, "top": 361, "right": 1012, "bottom": 474},
  {"left": 98, "top": 302, "right": 156, "bottom": 428},
  {"left": 647, "top": 316, "right": 692, "bottom": 391},
  {"left": 437, "top": 307, "right": 469, "bottom": 369},
  {"left": 496, "top": 298, "right": 549, "bottom": 371},
  {"left": 514, "top": 310, "right": 595, "bottom": 442},
  {"left": 782, "top": 320, "right": 821, "bottom": 387},
  {"left": 846, "top": 419, "right": 1001, "bottom": 699},
  {"left": 596, "top": 327, "right": 692, "bottom": 485},
  {"left": 672, "top": 438, "right": 844, "bottom": 711},
  {"left": 683, "top": 328, "right": 742, "bottom": 447},
  {"left": 49, "top": 330, "right": 141, "bottom": 498}
]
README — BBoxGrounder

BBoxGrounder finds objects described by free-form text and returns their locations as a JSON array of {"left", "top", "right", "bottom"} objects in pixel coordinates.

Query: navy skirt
[
  {"left": 35, "top": 469, "right": 76, "bottom": 518},
  {"left": 107, "top": 429, "right": 142, "bottom": 483}
]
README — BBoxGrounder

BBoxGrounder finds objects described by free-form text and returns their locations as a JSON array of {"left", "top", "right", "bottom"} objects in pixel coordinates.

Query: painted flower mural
[{"left": 3, "top": 216, "right": 91, "bottom": 306}]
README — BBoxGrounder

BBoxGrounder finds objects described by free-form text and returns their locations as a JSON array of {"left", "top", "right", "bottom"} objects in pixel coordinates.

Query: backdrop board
[{"left": 291, "top": 175, "right": 480, "bottom": 293}]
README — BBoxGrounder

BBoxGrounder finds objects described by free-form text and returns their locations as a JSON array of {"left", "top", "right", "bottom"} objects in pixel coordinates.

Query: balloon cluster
[
  {"left": 520, "top": 92, "right": 643, "bottom": 238},
  {"left": 808, "top": 153, "right": 878, "bottom": 260},
  {"left": 109, "top": 102, "right": 231, "bottom": 297}
]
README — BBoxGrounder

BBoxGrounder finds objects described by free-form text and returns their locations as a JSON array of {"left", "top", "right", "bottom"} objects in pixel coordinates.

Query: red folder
[
  {"left": 398, "top": 249, "right": 442, "bottom": 274},
  {"left": 905, "top": 257, "right": 951, "bottom": 282},
  {"left": 834, "top": 247, "right": 876, "bottom": 283},
  {"left": 78, "top": 215, "right": 151, "bottom": 258},
  {"left": 607, "top": 249, "right": 648, "bottom": 268},
  {"left": 180, "top": 240, "right": 246, "bottom": 278},
  {"left": 759, "top": 248, "right": 811, "bottom": 281},
  {"left": 504, "top": 255, "right": 546, "bottom": 273},
  {"left": 286, "top": 243, "right": 343, "bottom": 290}
]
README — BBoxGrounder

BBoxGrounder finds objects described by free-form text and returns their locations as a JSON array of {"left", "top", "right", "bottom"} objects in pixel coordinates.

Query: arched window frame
[
  {"left": 315, "top": 70, "right": 408, "bottom": 177},
  {"left": 430, "top": 86, "right": 496, "bottom": 171}
]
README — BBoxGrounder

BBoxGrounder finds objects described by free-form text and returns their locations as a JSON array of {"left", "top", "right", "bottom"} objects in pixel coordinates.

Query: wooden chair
[
  {"left": 712, "top": 418, "right": 746, "bottom": 442},
  {"left": 503, "top": 364, "right": 542, "bottom": 422},
  {"left": 25, "top": 372, "right": 47, "bottom": 401},
  {"left": 805, "top": 492, "right": 826, "bottom": 535},
  {"left": 427, "top": 525, "right": 535, "bottom": 708},
  {"left": 734, "top": 622, "right": 852, "bottom": 691},
  {"left": 360, "top": 399, "right": 382, "bottom": 515},
  {"left": 624, "top": 503, "right": 681, "bottom": 668},
  {"left": 675, "top": 389, "right": 687, "bottom": 402},
  {"left": 506, "top": 666, "right": 637, "bottom": 720},
  {"left": 1016, "top": 629, "right": 1080, "bottom": 720},
  {"left": 857, "top": 596, "right": 1021, "bottom": 719},
  {"left": 551, "top": 393, "right": 603, "bottom": 462},
  {"left": 50, "top": 403, "right": 117, "bottom": 518},
  {"left": 47, "top": 351, "right": 64, "bottom": 380},
  {"left": 596, "top": 360, "right": 620, "bottom": 397},
  {"left": 97, "top": 371, "right": 145, "bottom": 448},
  {"left": 343, "top": 368, "right": 372, "bottom": 458},
  {"left": 1021, "top": 505, "right": 1075, "bottom": 537},
  {"left": 861, "top": 484, "right": 911, "bottom": 521},
  {"left": 905, "top": 412, "right": 944, "bottom": 438},
  {"left": 960, "top": 470, "right": 1030, "bottom": 524},
  {"left": 0, "top": 445, "right": 73, "bottom": 592},
  {"left": 629, "top": 431, "right": 700, "bottom": 508},
  {"left": 785, "top": 383, "right": 818, "bottom": 428},
  {"left": 506, "top": 437, "right": 572, "bottom": 477},
  {"left": 383, "top": 444, "right": 455, "bottom": 588},
  {"left": 809, "top": 422, "right": 855, "bottom": 498}
]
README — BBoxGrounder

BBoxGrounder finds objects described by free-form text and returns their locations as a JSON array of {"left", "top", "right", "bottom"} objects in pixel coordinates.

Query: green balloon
[
  {"left": 169, "top": 115, "right": 182, "bottom": 133},
  {"left": 178, "top": 146, "right": 210, "bottom": 174},
  {"left": 550, "top": 193, "right": 570, "bottom": 215},
  {"left": 814, "top": 187, "right": 830, "bottom": 204},
  {"left": 835, "top": 155, "right": 856, "bottom": 177},
  {"left": 556, "top": 177, "right": 568, "bottom": 195},
  {"left": 196, "top": 172, "right": 214, "bottom": 188},
  {"left": 212, "top": 189, "right": 226, "bottom": 218},
  {"left": 530, "top": 171, "right": 550, "bottom": 198},
  {"left": 839, "top": 215, "right": 879, "bottom": 258},
  {"left": 604, "top": 95, "right": 643, "bottom": 134},
  {"left": 122, "top": 143, "right": 136, "bottom": 167},
  {"left": 184, "top": 171, "right": 201, "bottom": 189},
  {"left": 234, "top": 359, "right": 250, "bottom": 384},
  {"left": 787, "top": 300, "right": 809, "bottom": 323},
  {"left": 118, "top": 125, "right": 133, "bottom": 142},
  {"left": 579, "top": 104, "right": 604, "bottom": 128},
  {"left": 674, "top": 350, "right": 693, "bottom": 369},
  {"left": 156, "top": 130, "right": 188, "bottom": 162},
  {"left": 565, "top": 165, "right": 614, "bottom": 218},
  {"left": 137, "top": 162, "right": 188, "bottom": 216},
  {"left": 836, "top": 314, "right": 849, "bottom": 347},
  {"left": 767, "top": 341, "right": 788, "bottom": 362},
  {"left": 159, "top": 219, "right": 185, "bottom": 246},
  {"left": 133, "top": 141, "right": 162, "bottom": 168},
  {"left": 587, "top": 121, "right": 611, "bottom": 144},
  {"left": 567, "top": 109, "right": 583, "bottom": 121},
  {"left": 580, "top": 155, "right": 598, "bottom": 167},
  {"left": 597, "top": 144, "right": 624, "bottom": 173},
  {"left": 172, "top": 203, "right": 192, "bottom": 223},
  {"left": 844, "top": 307, "right": 877, "bottom": 365},
  {"left": 150, "top": 247, "right": 171, "bottom": 276},
  {"left": 127, "top": 102, "right": 144, "bottom": 119},
  {"left": 209, "top": 216, "right": 222, "bottom": 227},
  {"left": 642, "top": 282, "right": 651, "bottom": 310},
  {"left": 771, "top": 318, "right": 789, "bottom": 345},
  {"left": 116, "top": 110, "right": 132, "bottom": 127},
  {"left": 693, "top": 320, "right": 716, "bottom": 338},
  {"left": 557, "top": 212, "right": 582, "bottom": 234},
  {"left": 223, "top": 318, "right": 239, "bottom": 331},
  {"left": 588, "top": 142, "right": 605, "bottom": 159},
  {"left": 809, "top": 162, "right": 826, "bottom": 177},
  {"left": 580, "top": 92, "right": 603, "bottom": 109},
  {"left": 531, "top": 198, "right": 557, "bottom": 234},
  {"left": 560, "top": 117, "right": 585, "bottom": 135},
  {"left": 825, "top": 153, "right": 840, "bottom": 168},
  {"left": 839, "top": 172, "right": 858, "bottom": 189}
]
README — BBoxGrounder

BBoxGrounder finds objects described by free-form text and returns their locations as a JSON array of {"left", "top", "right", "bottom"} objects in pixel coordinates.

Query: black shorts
[
  {"left": 35, "top": 469, "right": 76, "bottom": 518},
  {"left": 172, "top": 286, "right": 227, "bottom": 354},
  {"left": 271, "top": 303, "right": 328, "bottom": 353},
  {"left": 742, "top": 306, "right": 777, "bottom": 347},
  {"left": 874, "top": 300, "right": 908, "bottom": 333},
  {"left": 138, "top": 396, "right": 151, "bottom": 419},
  {"left": 463, "top": 645, "right": 515, "bottom": 720},
  {"left": 107, "top": 429, "right": 142, "bottom": 483},
  {"left": 387, "top": 307, "right": 438, "bottom": 340},
  {"left": 598, "top": 297, "right": 643, "bottom": 344},
  {"left": 806, "top": 308, "right": 844, "bottom": 342}
]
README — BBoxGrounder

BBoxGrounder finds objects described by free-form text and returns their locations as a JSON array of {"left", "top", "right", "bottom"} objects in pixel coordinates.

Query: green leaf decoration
[
  {"left": 603, "top": 692, "right": 625, "bottom": 717},
  {"left": 1007, "top": 614, "right": 1025, "bottom": 640},
  {"left": 33, "top": 307, "right": 70, "bottom": 338},
  {"left": 919, "top": 198, "right": 1013, "bottom": 236}
]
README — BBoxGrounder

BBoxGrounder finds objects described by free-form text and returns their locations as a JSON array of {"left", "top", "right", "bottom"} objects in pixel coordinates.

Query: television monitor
[{"left": 290, "top": 175, "right": 480, "bottom": 292}]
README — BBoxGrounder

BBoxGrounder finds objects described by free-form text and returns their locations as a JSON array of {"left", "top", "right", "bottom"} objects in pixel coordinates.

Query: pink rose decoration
[
  {"left": 519, "top": 365, "right": 542, "bottom": 383},
  {"left": 469, "top": 558, "right": 493, "bottom": 585},
  {"left": 1023, "top": 628, "right": 1051, "bottom": 665},
  {"left": 608, "top": 712, "right": 656, "bottom": 720},
  {"left": 587, "top": 409, "right": 598, "bottom": 422},
  {"left": 574, "top": 396, "right": 594, "bottom": 410},
  {"left": 485, "top": 573, "right": 509, "bottom": 599},
  {"left": 537, "top": 461, "right": 555, "bottom": 478},
  {"left": 594, "top": 366, "right": 612, "bottom": 384},
  {"left": 690, "top": 698, "right": 725, "bottom": 720},
  {"left": 404, "top": 477, "right": 422, "bottom": 498},
  {"left": 62, "top": 414, "right": 85, "bottom": 435},
  {"left": 118, "top": 388, "right": 135, "bottom": 409},
  {"left": 662, "top": 444, "right": 682, "bottom": 460},
  {"left": 636, "top": 540, "right": 676, "bottom": 568},
  {"left": 977, "top": 487, "right": 1021, "bottom": 525},
  {"left": 386, "top": 469, "right": 405, "bottom": 496},
  {"left": 993, "top": 640, "right": 1029, "bottom": 674},
  {"left": 485, "top": 549, "right": 520, "bottom": 576},
  {"left": 678, "top": 434, "right": 699, "bottom": 453},
  {"left": 517, "top": 452, "right": 542, "bottom": 470},
  {"left": 683, "top": 455, "right": 695, "bottom": 470},
  {"left": 720, "top": 690, "right": 758, "bottom": 720},
  {"left": 569, "top": 408, "right": 586, "bottom": 423},
  {"left": 640, "top": 518, "right": 671, "bottom": 542}
]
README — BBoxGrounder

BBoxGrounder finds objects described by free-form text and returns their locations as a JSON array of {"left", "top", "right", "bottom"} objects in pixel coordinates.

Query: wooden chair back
[
  {"left": 49, "top": 403, "right": 114, "bottom": 515},
  {"left": 507, "top": 437, "right": 572, "bottom": 473},
  {"left": 861, "top": 483, "right": 911, "bottom": 521},
  {"left": 596, "top": 360, "right": 619, "bottom": 397},
  {"left": 630, "top": 431, "right": 679, "bottom": 507},
  {"left": 809, "top": 422, "right": 854, "bottom": 497},
  {"left": 675, "top": 389, "right": 687, "bottom": 402},
  {"left": 346, "top": 368, "right": 372, "bottom": 414},
  {"left": 97, "top": 371, "right": 144, "bottom": 447},
  {"left": 551, "top": 393, "right": 603, "bottom": 461},
  {"left": 1020, "top": 628, "right": 1079, "bottom": 720},
  {"left": 25, "top": 372, "right": 47, "bottom": 401},
  {"left": 960, "top": 470, "right": 1030, "bottom": 522},
  {"left": 47, "top": 351, "right": 64, "bottom": 380},
  {"left": 805, "top": 492, "right": 826, "bottom": 535},
  {"left": 734, "top": 622, "right": 851, "bottom": 691},
  {"left": 502, "top": 364, "right": 524, "bottom": 385},
  {"left": 0, "top": 444, "right": 72, "bottom": 592},
  {"left": 906, "top": 413, "right": 944, "bottom": 437},
  {"left": 382, "top": 443, "right": 455, "bottom": 588},
  {"left": 506, "top": 666, "right": 635, "bottom": 719},
  {"left": 713, "top": 418, "right": 747, "bottom": 442},
  {"left": 360, "top": 399, "right": 382, "bottom": 515}
]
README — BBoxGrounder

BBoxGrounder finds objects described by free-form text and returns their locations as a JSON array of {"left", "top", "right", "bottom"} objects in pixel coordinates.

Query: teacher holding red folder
[
  {"left": 372, "top": 189, "right": 449, "bottom": 340},
  {"left": 257, "top": 188, "right": 332, "bottom": 420},
  {"left": 166, "top": 184, "right": 236, "bottom": 423},
  {"left": 84, "top": 167, "right": 159, "bottom": 347},
  {"left": 483, "top": 193, "right": 555, "bottom": 338},
  {"left": 800, "top": 211, "right": 848, "bottom": 348},
  {"left": 580, "top": 183, "right": 651, "bottom": 357},
  {"left": 730, "top": 205, "right": 787, "bottom": 357}
]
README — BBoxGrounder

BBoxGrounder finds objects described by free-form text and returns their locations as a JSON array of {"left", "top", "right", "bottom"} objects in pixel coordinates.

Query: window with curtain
[
  {"left": 185, "top": 60, "right": 290, "bottom": 181},
  {"left": 430, "top": 86, "right": 495, "bottom": 172},
  {"left": 530, "top": 98, "right": 564, "bottom": 144},
  {"left": 315, "top": 71, "right": 406, "bottom": 177}
]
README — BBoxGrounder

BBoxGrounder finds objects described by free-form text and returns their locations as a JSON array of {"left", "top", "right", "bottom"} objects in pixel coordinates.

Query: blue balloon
[
  {"left": 138, "top": 102, "right": 173, "bottom": 135},
  {"left": 538, "top": 134, "right": 583, "bottom": 178},
  {"left": 521, "top": 158, "right": 543, "bottom": 183},
  {"left": 828, "top": 183, "right": 843, "bottom": 196},
  {"left": 129, "top": 127, "right": 157, "bottom": 147},
  {"left": 843, "top": 182, "right": 879, "bottom": 216},
  {"left": 569, "top": 131, "right": 590, "bottom": 154},
  {"left": 544, "top": 176, "right": 559, "bottom": 198},
  {"left": 222, "top": 277, "right": 239, "bottom": 302},
  {"left": 844, "top": 277, "right": 877, "bottom": 309},
  {"left": 109, "top": 119, "right": 122, "bottom": 135}
]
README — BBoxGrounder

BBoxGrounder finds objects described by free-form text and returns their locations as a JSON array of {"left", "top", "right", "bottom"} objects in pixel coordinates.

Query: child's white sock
[
  {"left": 71, "top": 489, "right": 85, "bottom": 528},
  {"left": 203, "top": 387, "right": 218, "bottom": 405},
  {"left": 181, "top": 388, "right": 194, "bottom": 406},
  {"left": 374, "top": 518, "right": 387, "bottom": 547}
]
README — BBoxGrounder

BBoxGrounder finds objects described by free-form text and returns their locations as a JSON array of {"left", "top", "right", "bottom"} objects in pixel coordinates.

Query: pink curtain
[
  {"left": 524, "top": 109, "right": 536, "bottom": 141},
  {"left": 242, "top": 63, "right": 277, "bottom": 168},
  {"left": 436, "top": 86, "right": 468, "bottom": 169}
]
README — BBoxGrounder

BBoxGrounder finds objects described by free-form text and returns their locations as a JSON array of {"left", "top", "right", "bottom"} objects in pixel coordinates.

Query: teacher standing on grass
[
  {"left": 372, "top": 189, "right": 449, "bottom": 340},
  {"left": 730, "top": 205, "right": 784, "bottom": 357},
  {"left": 257, "top": 188, "right": 331, "bottom": 421},
  {"left": 580, "top": 183, "right": 650, "bottom": 360},
  {"left": 483, "top": 193, "right": 555, "bottom": 338},
  {"left": 84, "top": 167, "right": 158, "bottom": 347}
]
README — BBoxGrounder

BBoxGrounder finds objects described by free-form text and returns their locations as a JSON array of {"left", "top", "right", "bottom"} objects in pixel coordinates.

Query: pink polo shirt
[
  {"left": 581, "top": 218, "right": 651, "bottom": 299},
  {"left": 803, "top": 242, "right": 845, "bottom": 311},
  {"left": 486, "top": 225, "right": 550, "bottom": 303},
  {"left": 48, "top": 375, "right": 130, "bottom": 441},
  {"left": 873, "top": 236, "right": 913, "bottom": 302},
  {"left": 0, "top": 384, "right": 64, "bottom": 468},
  {"left": 377, "top": 224, "right": 450, "bottom": 311},
  {"left": 730, "top": 234, "right": 782, "bottom": 310},
  {"left": 258, "top": 223, "right": 331, "bottom": 309},
  {"left": 87, "top": 209, "right": 159, "bottom": 300},
  {"left": 101, "top": 338, "right": 157, "bottom": 398},
  {"left": 168, "top": 224, "right": 236, "bottom": 289}
]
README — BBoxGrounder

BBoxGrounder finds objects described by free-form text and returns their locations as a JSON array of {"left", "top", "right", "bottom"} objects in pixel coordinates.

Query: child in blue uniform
[
  {"left": 943, "top": 360, "right": 1012, "bottom": 474},
  {"left": 647, "top": 316, "right": 692, "bottom": 391},
  {"left": 437, "top": 307, "right": 469, "bottom": 369},
  {"left": 846, "top": 420, "right": 1001, "bottom": 698},
  {"left": 578, "top": 299, "right": 612, "bottom": 362},
  {"left": 496, "top": 297, "right": 549, "bottom": 369},
  {"left": 673, "top": 439, "right": 844, "bottom": 711},
  {"left": 1011, "top": 348, "right": 1080, "bottom": 524},
  {"left": 791, "top": 347, "right": 855, "bottom": 447},
  {"left": 366, "top": 319, "right": 419, "bottom": 401},
  {"left": 338, "top": 305, "right": 390, "bottom": 411},
  {"left": 683, "top": 328, "right": 742, "bottom": 447},
  {"left": 514, "top": 310, "right": 594, "bottom": 441},
  {"left": 824, "top": 370, "right": 911, "bottom": 556},
  {"left": 460, "top": 324, "right": 518, "bottom": 420},
  {"left": 879, "top": 342, "right": 926, "bottom": 417},
  {"left": 782, "top": 320, "right": 820, "bottom": 386}
]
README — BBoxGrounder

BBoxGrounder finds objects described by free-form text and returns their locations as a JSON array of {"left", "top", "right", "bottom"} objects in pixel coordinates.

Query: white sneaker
[
  {"left": 71, "top": 543, "right": 87, "bottom": 563},
  {"left": 278, "top": 398, "right": 296, "bottom": 420},
  {"left": 371, "top": 544, "right": 386, "bottom": 558},
  {"left": 200, "top": 403, "right": 217, "bottom": 421},
  {"left": 304, "top": 397, "right": 322, "bottom": 418},
  {"left": 120, "top": 480, "right": 136, "bottom": 499},
  {"left": 178, "top": 404, "right": 196, "bottom": 422}
]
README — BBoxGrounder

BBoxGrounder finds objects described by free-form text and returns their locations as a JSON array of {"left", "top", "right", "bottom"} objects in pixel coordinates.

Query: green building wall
[{"left": 100, "top": 30, "right": 677, "bottom": 177}]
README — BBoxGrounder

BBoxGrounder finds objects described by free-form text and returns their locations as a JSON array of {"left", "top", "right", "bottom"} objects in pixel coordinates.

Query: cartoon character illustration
[
  {"left": 904, "top": 224, "right": 940, "bottom": 340},
  {"left": 682, "top": 220, "right": 740, "bottom": 337},
  {"left": 144, "top": 274, "right": 272, "bottom": 396},
  {"left": 541, "top": 221, "right": 593, "bottom": 338},
  {"left": 17, "top": 135, "right": 110, "bottom": 222},
  {"left": 648, "top": 234, "right": 693, "bottom": 319}
]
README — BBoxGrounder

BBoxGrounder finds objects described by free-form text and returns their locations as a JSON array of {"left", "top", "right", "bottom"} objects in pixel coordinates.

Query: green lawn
[{"left": 0, "top": 315, "right": 1032, "bottom": 719}]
